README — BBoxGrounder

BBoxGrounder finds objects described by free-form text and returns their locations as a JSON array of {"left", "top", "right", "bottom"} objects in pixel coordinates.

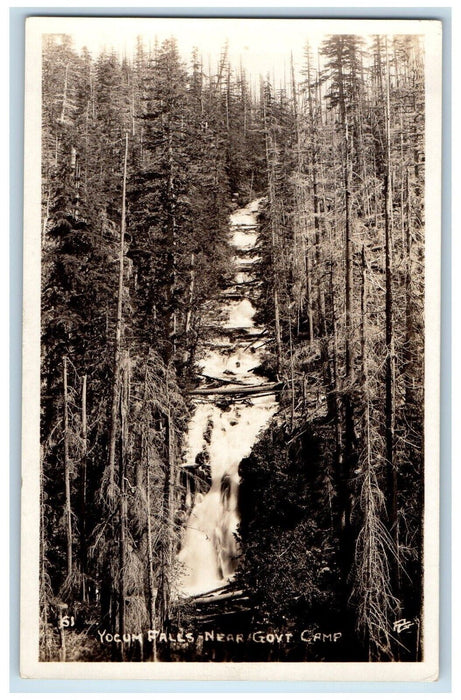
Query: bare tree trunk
[
  {"left": 290, "top": 51, "right": 306, "bottom": 333},
  {"left": 306, "top": 47, "right": 323, "bottom": 339},
  {"left": 344, "top": 117, "right": 353, "bottom": 380},
  {"left": 58, "top": 604, "right": 68, "bottom": 662},
  {"left": 107, "top": 133, "right": 129, "bottom": 495},
  {"left": 337, "top": 65, "right": 355, "bottom": 567},
  {"left": 305, "top": 241, "right": 314, "bottom": 344},
  {"left": 360, "top": 247, "right": 366, "bottom": 384},
  {"left": 80, "top": 374, "right": 87, "bottom": 601},
  {"left": 185, "top": 252, "right": 195, "bottom": 337},
  {"left": 42, "top": 191, "right": 50, "bottom": 242},
  {"left": 361, "top": 242, "right": 373, "bottom": 661},
  {"left": 118, "top": 360, "right": 129, "bottom": 657},
  {"left": 159, "top": 368, "right": 175, "bottom": 636},
  {"left": 59, "top": 63, "right": 69, "bottom": 124},
  {"left": 145, "top": 444, "right": 157, "bottom": 659},
  {"left": 273, "top": 286, "right": 282, "bottom": 375},
  {"left": 40, "top": 445, "right": 51, "bottom": 660},
  {"left": 384, "top": 41, "right": 397, "bottom": 555},
  {"left": 167, "top": 127, "right": 177, "bottom": 358},
  {"left": 63, "top": 357, "right": 72, "bottom": 577},
  {"left": 166, "top": 403, "right": 175, "bottom": 566},
  {"left": 262, "top": 91, "right": 283, "bottom": 375},
  {"left": 288, "top": 319, "right": 295, "bottom": 430},
  {"left": 404, "top": 169, "right": 414, "bottom": 407}
]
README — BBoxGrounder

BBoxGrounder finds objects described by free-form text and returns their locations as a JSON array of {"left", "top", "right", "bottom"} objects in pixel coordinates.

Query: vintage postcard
[{"left": 21, "top": 16, "right": 442, "bottom": 681}]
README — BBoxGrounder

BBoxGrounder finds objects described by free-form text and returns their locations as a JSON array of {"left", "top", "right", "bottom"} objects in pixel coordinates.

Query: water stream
[{"left": 177, "top": 199, "right": 277, "bottom": 597}]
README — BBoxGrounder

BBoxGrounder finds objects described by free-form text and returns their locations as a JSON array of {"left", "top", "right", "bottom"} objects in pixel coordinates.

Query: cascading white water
[{"left": 177, "top": 199, "right": 277, "bottom": 597}]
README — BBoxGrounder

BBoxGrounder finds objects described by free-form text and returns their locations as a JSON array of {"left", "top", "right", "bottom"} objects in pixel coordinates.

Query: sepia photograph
[{"left": 21, "top": 16, "right": 442, "bottom": 681}]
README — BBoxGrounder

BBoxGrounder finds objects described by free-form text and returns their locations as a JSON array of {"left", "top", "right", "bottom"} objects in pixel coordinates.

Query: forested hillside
[{"left": 40, "top": 32, "right": 425, "bottom": 663}]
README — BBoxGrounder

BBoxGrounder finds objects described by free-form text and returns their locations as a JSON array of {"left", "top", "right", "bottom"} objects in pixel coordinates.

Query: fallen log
[
  {"left": 190, "top": 381, "right": 283, "bottom": 397},
  {"left": 219, "top": 291, "right": 246, "bottom": 300},
  {"left": 199, "top": 373, "right": 249, "bottom": 387},
  {"left": 191, "top": 589, "right": 248, "bottom": 605}
]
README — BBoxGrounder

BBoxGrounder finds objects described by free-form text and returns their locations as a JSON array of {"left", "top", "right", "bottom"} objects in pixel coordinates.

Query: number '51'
[{"left": 59, "top": 615, "right": 75, "bottom": 628}]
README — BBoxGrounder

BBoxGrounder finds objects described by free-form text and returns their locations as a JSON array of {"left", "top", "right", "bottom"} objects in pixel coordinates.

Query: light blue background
[{"left": 10, "top": 5, "right": 451, "bottom": 693}]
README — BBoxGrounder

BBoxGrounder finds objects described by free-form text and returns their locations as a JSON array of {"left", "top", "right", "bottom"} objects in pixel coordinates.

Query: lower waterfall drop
[{"left": 177, "top": 199, "right": 277, "bottom": 597}]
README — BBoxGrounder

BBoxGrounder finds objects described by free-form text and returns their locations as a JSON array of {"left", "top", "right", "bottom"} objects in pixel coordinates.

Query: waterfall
[{"left": 177, "top": 199, "right": 277, "bottom": 597}]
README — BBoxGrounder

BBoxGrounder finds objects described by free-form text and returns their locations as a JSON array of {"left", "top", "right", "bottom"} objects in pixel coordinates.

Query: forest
[{"left": 39, "top": 31, "right": 425, "bottom": 663}]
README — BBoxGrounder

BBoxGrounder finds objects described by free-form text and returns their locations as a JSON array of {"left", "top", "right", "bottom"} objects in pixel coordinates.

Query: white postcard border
[{"left": 20, "top": 16, "right": 442, "bottom": 682}]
